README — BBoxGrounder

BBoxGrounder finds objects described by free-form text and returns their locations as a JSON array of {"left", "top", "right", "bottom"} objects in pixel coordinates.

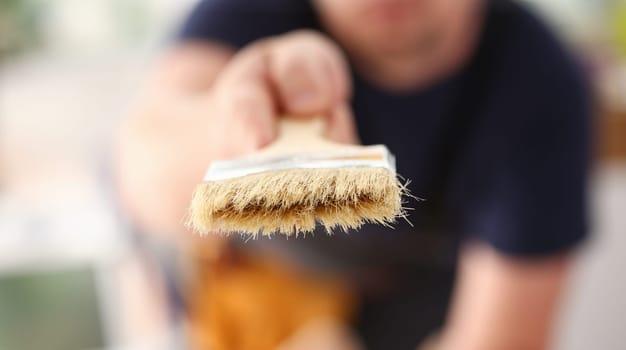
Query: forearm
[
  {"left": 115, "top": 43, "right": 233, "bottom": 235},
  {"left": 116, "top": 93, "right": 215, "bottom": 235},
  {"left": 437, "top": 243, "right": 571, "bottom": 350}
]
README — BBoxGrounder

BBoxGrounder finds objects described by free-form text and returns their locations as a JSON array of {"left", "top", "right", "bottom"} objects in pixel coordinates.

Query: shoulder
[
  {"left": 473, "top": 0, "right": 591, "bottom": 128},
  {"left": 485, "top": 1, "right": 589, "bottom": 93}
]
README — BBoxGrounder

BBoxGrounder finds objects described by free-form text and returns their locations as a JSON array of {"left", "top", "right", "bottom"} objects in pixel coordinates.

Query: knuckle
[
  {"left": 292, "top": 30, "right": 342, "bottom": 58},
  {"left": 224, "top": 88, "right": 275, "bottom": 148},
  {"left": 230, "top": 96, "right": 263, "bottom": 122},
  {"left": 286, "top": 29, "right": 329, "bottom": 45},
  {"left": 239, "top": 120, "right": 274, "bottom": 150},
  {"left": 277, "top": 54, "right": 312, "bottom": 79},
  {"left": 230, "top": 85, "right": 262, "bottom": 106},
  {"left": 272, "top": 50, "right": 324, "bottom": 86}
]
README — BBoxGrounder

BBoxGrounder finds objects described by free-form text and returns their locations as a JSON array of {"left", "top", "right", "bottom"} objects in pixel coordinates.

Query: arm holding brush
[
  {"left": 115, "top": 32, "right": 366, "bottom": 349},
  {"left": 116, "top": 31, "right": 356, "bottom": 237}
]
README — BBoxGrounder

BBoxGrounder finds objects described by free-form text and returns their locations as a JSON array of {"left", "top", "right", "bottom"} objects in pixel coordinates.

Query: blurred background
[{"left": 0, "top": 0, "right": 625, "bottom": 349}]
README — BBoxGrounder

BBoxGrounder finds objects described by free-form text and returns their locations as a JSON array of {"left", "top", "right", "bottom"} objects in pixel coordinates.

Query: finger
[
  {"left": 269, "top": 30, "right": 352, "bottom": 116},
  {"left": 317, "top": 41, "right": 352, "bottom": 103},
  {"left": 325, "top": 102, "right": 360, "bottom": 144},
  {"left": 213, "top": 43, "right": 277, "bottom": 152},
  {"left": 223, "top": 82, "right": 276, "bottom": 152},
  {"left": 213, "top": 39, "right": 271, "bottom": 88},
  {"left": 270, "top": 44, "right": 334, "bottom": 115}
]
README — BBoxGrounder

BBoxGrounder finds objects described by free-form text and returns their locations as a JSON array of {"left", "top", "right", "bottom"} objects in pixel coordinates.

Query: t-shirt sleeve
[
  {"left": 448, "top": 5, "right": 593, "bottom": 256},
  {"left": 178, "top": 0, "right": 319, "bottom": 48}
]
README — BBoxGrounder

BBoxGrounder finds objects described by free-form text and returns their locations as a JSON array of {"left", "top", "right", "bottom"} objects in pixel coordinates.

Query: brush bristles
[{"left": 187, "top": 167, "right": 407, "bottom": 237}]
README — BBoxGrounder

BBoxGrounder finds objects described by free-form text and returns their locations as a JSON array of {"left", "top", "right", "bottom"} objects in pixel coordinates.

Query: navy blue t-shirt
[{"left": 178, "top": 0, "right": 591, "bottom": 347}]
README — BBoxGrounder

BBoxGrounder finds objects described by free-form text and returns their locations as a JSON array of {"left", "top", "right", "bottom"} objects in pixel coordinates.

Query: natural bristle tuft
[{"left": 187, "top": 167, "right": 408, "bottom": 237}]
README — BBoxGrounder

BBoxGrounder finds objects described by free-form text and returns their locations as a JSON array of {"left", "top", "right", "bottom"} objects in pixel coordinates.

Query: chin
[{"left": 360, "top": 25, "right": 441, "bottom": 56}]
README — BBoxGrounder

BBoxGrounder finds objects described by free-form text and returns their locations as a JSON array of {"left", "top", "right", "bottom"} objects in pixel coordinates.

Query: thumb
[{"left": 268, "top": 31, "right": 351, "bottom": 116}]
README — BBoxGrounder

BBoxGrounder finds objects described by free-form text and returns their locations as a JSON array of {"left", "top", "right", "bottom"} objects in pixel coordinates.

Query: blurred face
[{"left": 314, "top": 0, "right": 482, "bottom": 59}]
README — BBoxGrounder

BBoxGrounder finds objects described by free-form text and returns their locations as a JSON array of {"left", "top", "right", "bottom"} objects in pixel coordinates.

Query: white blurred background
[{"left": 0, "top": 1, "right": 625, "bottom": 349}]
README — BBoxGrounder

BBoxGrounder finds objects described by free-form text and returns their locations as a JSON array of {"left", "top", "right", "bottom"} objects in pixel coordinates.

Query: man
[{"left": 116, "top": 0, "right": 591, "bottom": 349}]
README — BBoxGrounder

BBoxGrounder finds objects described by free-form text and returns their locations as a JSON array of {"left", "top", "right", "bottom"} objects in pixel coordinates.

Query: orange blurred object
[{"left": 186, "top": 247, "right": 356, "bottom": 350}]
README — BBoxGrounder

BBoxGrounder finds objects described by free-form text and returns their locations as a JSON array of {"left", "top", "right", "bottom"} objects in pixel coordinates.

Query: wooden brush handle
[{"left": 257, "top": 117, "right": 359, "bottom": 157}]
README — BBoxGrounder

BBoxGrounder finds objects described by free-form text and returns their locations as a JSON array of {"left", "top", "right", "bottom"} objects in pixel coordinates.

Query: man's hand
[{"left": 208, "top": 30, "right": 358, "bottom": 161}]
